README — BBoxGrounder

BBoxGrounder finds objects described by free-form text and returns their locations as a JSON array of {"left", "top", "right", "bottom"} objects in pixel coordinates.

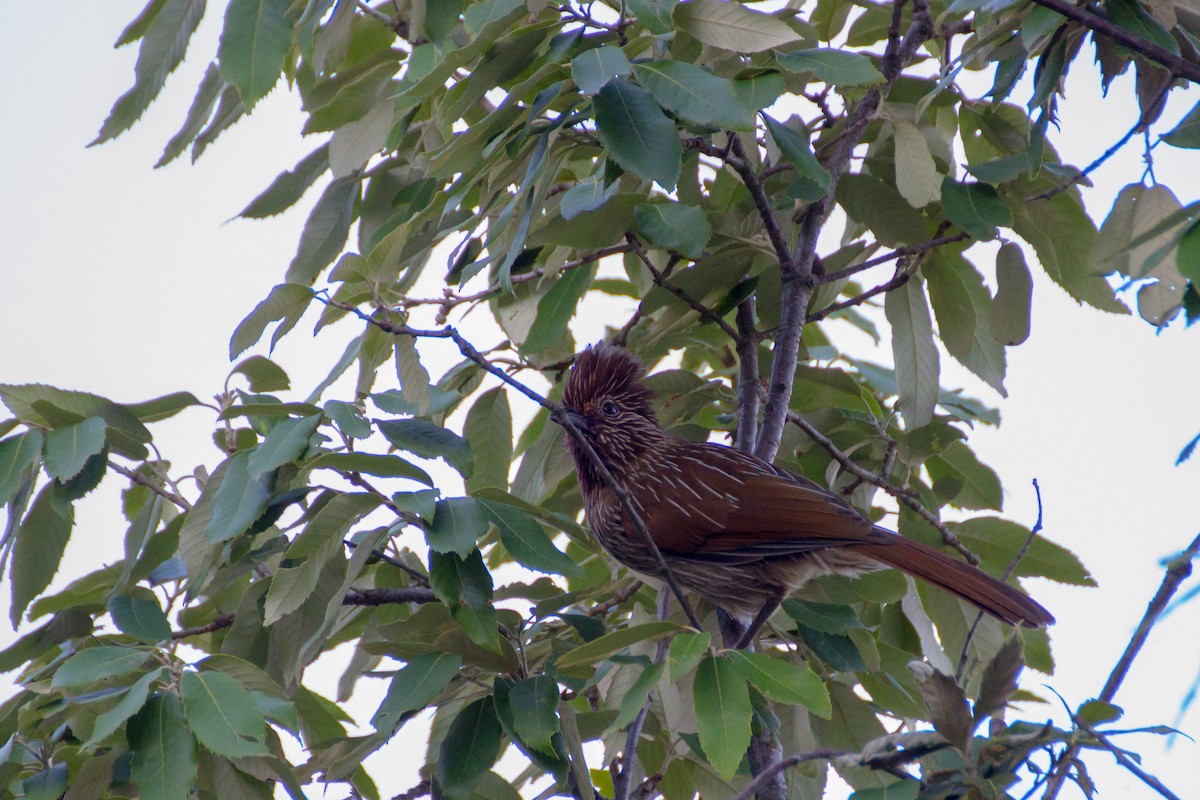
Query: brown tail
[{"left": 854, "top": 535, "right": 1054, "bottom": 628}]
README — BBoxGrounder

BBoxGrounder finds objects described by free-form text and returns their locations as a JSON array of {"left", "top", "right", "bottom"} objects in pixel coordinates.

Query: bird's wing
[{"left": 633, "top": 443, "right": 882, "bottom": 558}]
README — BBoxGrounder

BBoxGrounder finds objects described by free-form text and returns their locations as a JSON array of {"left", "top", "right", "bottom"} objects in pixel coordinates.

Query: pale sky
[{"left": 3, "top": 3, "right": 1200, "bottom": 798}]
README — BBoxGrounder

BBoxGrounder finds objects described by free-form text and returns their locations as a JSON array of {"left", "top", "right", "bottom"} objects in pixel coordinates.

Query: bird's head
[{"left": 561, "top": 343, "right": 665, "bottom": 482}]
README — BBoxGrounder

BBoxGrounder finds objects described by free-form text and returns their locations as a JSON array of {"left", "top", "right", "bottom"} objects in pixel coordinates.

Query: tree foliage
[{"left": 3, "top": 1, "right": 1199, "bottom": 799}]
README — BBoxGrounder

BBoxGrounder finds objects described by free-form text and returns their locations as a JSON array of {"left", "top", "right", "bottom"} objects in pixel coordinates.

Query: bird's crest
[{"left": 564, "top": 343, "right": 652, "bottom": 410}]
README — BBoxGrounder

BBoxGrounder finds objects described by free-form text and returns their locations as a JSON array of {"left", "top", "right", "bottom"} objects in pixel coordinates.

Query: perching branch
[
  {"left": 734, "top": 298, "right": 762, "bottom": 454},
  {"left": 1041, "top": 531, "right": 1200, "bottom": 800}
]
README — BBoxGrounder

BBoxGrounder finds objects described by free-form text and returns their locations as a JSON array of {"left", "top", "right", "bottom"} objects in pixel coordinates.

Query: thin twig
[
  {"left": 1074, "top": 719, "right": 1182, "bottom": 800},
  {"left": 1041, "top": 531, "right": 1200, "bottom": 799},
  {"left": 342, "top": 587, "right": 438, "bottom": 605},
  {"left": 109, "top": 460, "right": 192, "bottom": 511},
  {"left": 820, "top": 233, "right": 970, "bottom": 285},
  {"left": 728, "top": 133, "right": 795, "bottom": 272},
  {"left": 729, "top": 749, "right": 848, "bottom": 800},
  {"left": 613, "top": 588, "right": 671, "bottom": 800},
  {"left": 807, "top": 261, "right": 918, "bottom": 324},
  {"left": 585, "top": 579, "right": 645, "bottom": 618},
  {"left": 623, "top": 233, "right": 742, "bottom": 343},
  {"left": 172, "top": 613, "right": 235, "bottom": 640},
  {"left": 957, "top": 478, "right": 1044, "bottom": 680}
]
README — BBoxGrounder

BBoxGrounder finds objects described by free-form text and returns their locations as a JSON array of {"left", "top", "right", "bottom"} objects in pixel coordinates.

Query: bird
[{"left": 560, "top": 343, "right": 1053, "bottom": 648}]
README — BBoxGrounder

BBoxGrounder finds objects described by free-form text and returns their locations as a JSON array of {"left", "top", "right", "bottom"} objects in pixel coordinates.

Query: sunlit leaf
[{"left": 693, "top": 654, "right": 752, "bottom": 780}]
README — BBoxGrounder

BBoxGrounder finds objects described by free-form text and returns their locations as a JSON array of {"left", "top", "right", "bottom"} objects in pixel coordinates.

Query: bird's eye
[{"left": 601, "top": 400, "right": 619, "bottom": 417}]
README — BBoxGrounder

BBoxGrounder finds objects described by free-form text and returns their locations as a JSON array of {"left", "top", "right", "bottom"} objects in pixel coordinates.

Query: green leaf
[
  {"left": 10, "top": 484, "right": 74, "bottom": 626},
  {"left": 776, "top": 48, "right": 884, "bottom": 86},
  {"left": 1163, "top": 97, "right": 1200, "bottom": 149},
  {"left": 1077, "top": 698, "right": 1123, "bottom": 725},
  {"left": 464, "top": 389, "right": 513, "bottom": 496},
  {"left": 229, "top": 283, "right": 313, "bottom": 358},
  {"left": 571, "top": 45, "right": 631, "bottom": 95},
  {"left": 123, "top": 391, "right": 202, "bottom": 422},
  {"left": 230, "top": 355, "right": 290, "bottom": 392},
  {"left": 238, "top": 144, "right": 330, "bottom": 218},
  {"left": 974, "top": 636, "right": 1023, "bottom": 724},
  {"left": 92, "top": 0, "right": 206, "bottom": 145},
  {"left": 477, "top": 498, "right": 580, "bottom": 576},
  {"left": 927, "top": 441, "right": 1002, "bottom": 510},
  {"left": 305, "top": 452, "right": 433, "bottom": 486},
  {"left": 438, "top": 697, "right": 503, "bottom": 799},
  {"left": 156, "top": 62, "right": 224, "bottom": 167},
  {"left": 692, "top": 654, "right": 752, "bottom": 780},
  {"left": 218, "top": 0, "right": 292, "bottom": 109},
  {"left": 836, "top": 173, "right": 929, "bottom": 246},
  {"left": 205, "top": 451, "right": 273, "bottom": 543},
  {"left": 323, "top": 400, "right": 372, "bottom": 439},
  {"left": 954, "top": 516, "right": 1094, "bottom": 586},
  {"left": 180, "top": 670, "right": 270, "bottom": 757},
  {"left": 673, "top": 0, "right": 800, "bottom": 53},
  {"left": 392, "top": 489, "right": 441, "bottom": 520},
  {"left": 53, "top": 646, "right": 149, "bottom": 689},
  {"left": 87, "top": 666, "right": 168, "bottom": 746},
  {"left": 428, "top": 497, "right": 490, "bottom": 557},
  {"left": 394, "top": 333, "right": 433, "bottom": 415},
  {"left": 523, "top": 265, "right": 596, "bottom": 353},
  {"left": 668, "top": 632, "right": 711, "bottom": 681},
  {"left": 990, "top": 243, "right": 1033, "bottom": 345},
  {"left": 510, "top": 676, "right": 560, "bottom": 755},
  {"left": 371, "top": 653, "right": 461, "bottom": 733},
  {"left": 763, "top": 115, "right": 831, "bottom": 195},
  {"left": 594, "top": 79, "right": 681, "bottom": 191},
  {"left": 733, "top": 71, "right": 784, "bottom": 114},
  {"left": 941, "top": 179, "right": 1011, "bottom": 240},
  {"left": 246, "top": 414, "right": 321, "bottom": 477},
  {"left": 285, "top": 178, "right": 357, "bottom": 284},
  {"left": 632, "top": 61, "right": 754, "bottom": 130},
  {"left": 128, "top": 693, "right": 199, "bottom": 800},
  {"left": 560, "top": 175, "right": 619, "bottom": 221},
  {"left": 885, "top": 279, "right": 940, "bottom": 429},
  {"left": 891, "top": 118, "right": 940, "bottom": 208},
  {"left": 1106, "top": 0, "right": 1179, "bottom": 56},
  {"left": 116, "top": 0, "right": 170, "bottom": 46},
  {"left": 728, "top": 651, "right": 832, "bottom": 717},
  {"left": 378, "top": 418, "right": 474, "bottom": 477},
  {"left": 634, "top": 202, "right": 712, "bottom": 260},
  {"left": 0, "top": 430, "right": 43, "bottom": 507},
  {"left": 108, "top": 594, "right": 172, "bottom": 643},
  {"left": 428, "top": 549, "right": 498, "bottom": 650},
  {"left": 0, "top": 384, "right": 151, "bottom": 460},
  {"left": 1179, "top": 220, "right": 1200, "bottom": 285},
  {"left": 556, "top": 621, "right": 683, "bottom": 670},
  {"left": 627, "top": 0, "right": 676, "bottom": 34},
  {"left": 611, "top": 660, "right": 667, "bottom": 732},
  {"left": 780, "top": 599, "right": 863, "bottom": 634}
]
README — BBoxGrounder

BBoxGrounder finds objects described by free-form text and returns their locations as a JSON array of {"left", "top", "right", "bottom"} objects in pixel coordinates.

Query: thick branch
[
  {"left": 1028, "top": 0, "right": 1200, "bottom": 85},
  {"left": 343, "top": 587, "right": 438, "bottom": 605},
  {"left": 735, "top": 299, "right": 762, "bottom": 454},
  {"left": 1041, "top": 531, "right": 1200, "bottom": 800}
]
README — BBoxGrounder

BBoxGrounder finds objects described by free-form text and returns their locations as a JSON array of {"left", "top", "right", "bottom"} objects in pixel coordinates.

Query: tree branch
[
  {"left": 343, "top": 587, "right": 438, "bottom": 605},
  {"left": 623, "top": 233, "right": 742, "bottom": 343},
  {"left": 820, "top": 233, "right": 970, "bottom": 285},
  {"left": 728, "top": 749, "right": 848, "bottom": 800},
  {"left": 727, "top": 133, "right": 795, "bottom": 272},
  {"left": 612, "top": 588, "right": 671, "bottom": 800},
  {"left": 1041, "top": 531, "right": 1200, "bottom": 799},
  {"left": 172, "top": 612, "right": 235, "bottom": 640},
  {"left": 735, "top": 299, "right": 762, "bottom": 454},
  {"left": 109, "top": 460, "right": 192, "bottom": 511}
]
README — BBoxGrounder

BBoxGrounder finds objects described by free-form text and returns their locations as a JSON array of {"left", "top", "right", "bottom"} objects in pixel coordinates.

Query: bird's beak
[{"left": 560, "top": 408, "right": 591, "bottom": 434}]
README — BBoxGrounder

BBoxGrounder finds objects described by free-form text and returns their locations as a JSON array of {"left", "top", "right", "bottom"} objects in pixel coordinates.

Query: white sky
[{"left": 3, "top": 2, "right": 1200, "bottom": 798}]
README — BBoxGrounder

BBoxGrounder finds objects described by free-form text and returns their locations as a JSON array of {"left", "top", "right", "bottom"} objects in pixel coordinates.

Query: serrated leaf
[
  {"left": 378, "top": 418, "right": 474, "bottom": 477},
  {"left": 668, "top": 631, "right": 710, "bottom": 682},
  {"left": 428, "top": 497, "right": 489, "bottom": 557},
  {"left": 557, "top": 621, "right": 683, "bottom": 670},
  {"left": 477, "top": 498, "right": 580, "bottom": 576},
  {"left": 438, "top": 696, "right": 503, "bottom": 799},
  {"left": 837, "top": 173, "right": 929, "bottom": 246},
  {"left": 157, "top": 62, "right": 223, "bottom": 167},
  {"left": 927, "top": 441, "right": 1002, "bottom": 510},
  {"left": 571, "top": 45, "right": 631, "bottom": 95},
  {"left": 780, "top": 599, "right": 863, "bottom": 634},
  {"left": 693, "top": 654, "right": 752, "bottom": 780},
  {"left": 11, "top": 484, "right": 74, "bottom": 626},
  {"left": 910, "top": 662, "right": 973, "bottom": 752},
  {"left": 633, "top": 202, "right": 711, "bottom": 260},
  {"left": 0, "top": 384, "right": 151, "bottom": 460},
  {"left": 128, "top": 693, "right": 199, "bottom": 800},
  {"left": 306, "top": 452, "right": 433, "bottom": 486},
  {"left": 92, "top": 0, "right": 206, "bottom": 146},
  {"left": 218, "top": 0, "right": 292, "bottom": 109},
  {"left": 594, "top": 79, "right": 681, "bottom": 190},
  {"left": 974, "top": 636, "right": 1023, "bottom": 724},
  {"left": 87, "top": 667, "right": 168, "bottom": 746},
  {"left": 394, "top": 334, "right": 432, "bottom": 415},
  {"left": 886, "top": 279, "right": 940, "bottom": 428},
  {"left": 372, "top": 653, "right": 461, "bottom": 733},
  {"left": 924, "top": 251, "right": 1007, "bottom": 395},
  {"left": 523, "top": 265, "right": 596, "bottom": 353},
  {"left": 632, "top": 61, "right": 754, "bottom": 130},
  {"left": 323, "top": 400, "right": 371, "bottom": 439},
  {"left": 1163, "top": 97, "right": 1200, "bottom": 148},
  {"left": 954, "top": 516, "right": 1094, "bottom": 586},
  {"left": 990, "top": 243, "right": 1033, "bottom": 345},
  {"left": 428, "top": 549, "right": 498, "bottom": 650},
  {"left": 230, "top": 355, "right": 290, "bottom": 392},
  {"left": 238, "top": 144, "right": 330, "bottom": 218},
  {"left": 108, "top": 594, "right": 172, "bottom": 643},
  {"left": 776, "top": 48, "right": 884, "bottom": 86},
  {"left": 674, "top": 0, "right": 800, "bottom": 53},
  {"left": 124, "top": 391, "right": 202, "bottom": 422},
  {"left": 246, "top": 414, "right": 321, "bottom": 477},
  {"left": 229, "top": 283, "right": 313, "bottom": 358},
  {"left": 1077, "top": 698, "right": 1123, "bottom": 725},
  {"left": 205, "top": 451, "right": 273, "bottom": 543},
  {"left": 464, "top": 388, "right": 512, "bottom": 493},
  {"left": 0, "top": 430, "right": 42, "bottom": 507},
  {"left": 942, "top": 179, "right": 1011, "bottom": 240},
  {"left": 180, "top": 670, "right": 269, "bottom": 757},
  {"left": 285, "top": 178, "right": 357, "bottom": 284},
  {"left": 329, "top": 101, "right": 393, "bottom": 177},
  {"left": 728, "top": 651, "right": 832, "bottom": 717},
  {"left": 891, "top": 118, "right": 940, "bottom": 208},
  {"left": 510, "top": 676, "right": 561, "bottom": 755},
  {"left": 53, "top": 646, "right": 149, "bottom": 689},
  {"left": 1106, "top": 0, "right": 1179, "bottom": 56}
]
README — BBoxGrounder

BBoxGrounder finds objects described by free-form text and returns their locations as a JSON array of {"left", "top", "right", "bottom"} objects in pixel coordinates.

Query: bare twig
[
  {"left": 807, "top": 261, "right": 918, "bottom": 324},
  {"left": 612, "top": 588, "right": 671, "bottom": 800},
  {"left": 342, "top": 587, "right": 438, "bottom": 605},
  {"left": 820, "top": 233, "right": 970, "bottom": 285},
  {"left": 624, "top": 233, "right": 742, "bottom": 343},
  {"left": 393, "top": 779, "right": 431, "bottom": 800},
  {"left": 172, "top": 613, "right": 235, "bottom": 640},
  {"left": 109, "top": 460, "right": 192, "bottom": 511},
  {"left": 1041, "top": 531, "right": 1200, "bottom": 799},
  {"left": 729, "top": 749, "right": 848, "bottom": 800}
]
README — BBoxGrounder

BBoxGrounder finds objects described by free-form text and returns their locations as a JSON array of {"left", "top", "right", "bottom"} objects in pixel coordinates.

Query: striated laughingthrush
[{"left": 561, "top": 344, "right": 1053, "bottom": 642}]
